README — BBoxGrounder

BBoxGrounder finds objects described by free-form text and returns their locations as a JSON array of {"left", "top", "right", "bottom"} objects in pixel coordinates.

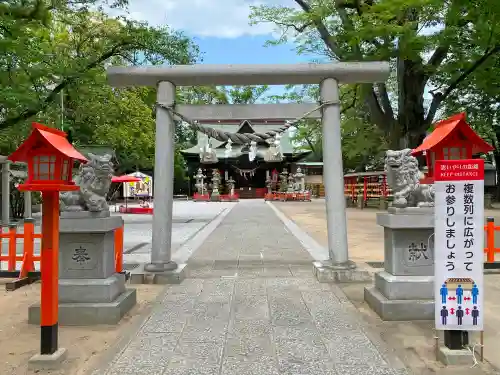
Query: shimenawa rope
[{"left": 155, "top": 100, "right": 336, "bottom": 145}]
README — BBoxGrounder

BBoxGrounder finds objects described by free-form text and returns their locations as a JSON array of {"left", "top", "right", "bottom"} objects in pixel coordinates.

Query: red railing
[
  {"left": 0, "top": 221, "right": 125, "bottom": 277},
  {"left": 344, "top": 172, "right": 391, "bottom": 204},
  {"left": 193, "top": 193, "right": 210, "bottom": 201},
  {"left": 485, "top": 218, "right": 500, "bottom": 263},
  {"left": 265, "top": 191, "right": 312, "bottom": 201}
]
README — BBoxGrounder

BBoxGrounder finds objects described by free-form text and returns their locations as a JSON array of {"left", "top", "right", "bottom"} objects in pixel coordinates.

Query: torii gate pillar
[
  {"left": 107, "top": 63, "right": 390, "bottom": 282},
  {"left": 143, "top": 81, "right": 178, "bottom": 273}
]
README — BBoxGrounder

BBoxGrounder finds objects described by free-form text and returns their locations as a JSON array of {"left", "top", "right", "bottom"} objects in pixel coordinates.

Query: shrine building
[{"left": 181, "top": 119, "right": 311, "bottom": 198}]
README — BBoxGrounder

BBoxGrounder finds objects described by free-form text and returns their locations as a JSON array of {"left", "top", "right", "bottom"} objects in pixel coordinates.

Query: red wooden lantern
[
  {"left": 7, "top": 122, "right": 88, "bottom": 360},
  {"left": 8, "top": 123, "right": 87, "bottom": 191},
  {"left": 412, "top": 113, "right": 493, "bottom": 184}
]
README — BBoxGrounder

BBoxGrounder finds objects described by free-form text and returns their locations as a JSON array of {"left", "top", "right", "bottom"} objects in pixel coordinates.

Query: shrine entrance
[
  {"left": 106, "top": 62, "right": 390, "bottom": 273},
  {"left": 181, "top": 118, "right": 308, "bottom": 199}
]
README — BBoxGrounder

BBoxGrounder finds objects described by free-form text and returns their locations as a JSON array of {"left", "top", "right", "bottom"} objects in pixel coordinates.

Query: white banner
[
  {"left": 434, "top": 159, "right": 484, "bottom": 331},
  {"left": 122, "top": 172, "right": 153, "bottom": 198}
]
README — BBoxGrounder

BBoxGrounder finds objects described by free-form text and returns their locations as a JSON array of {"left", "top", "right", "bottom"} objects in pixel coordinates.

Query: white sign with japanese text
[{"left": 435, "top": 159, "right": 484, "bottom": 331}]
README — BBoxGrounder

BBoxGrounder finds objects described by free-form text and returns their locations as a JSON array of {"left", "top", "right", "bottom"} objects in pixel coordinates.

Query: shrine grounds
[
  {"left": 0, "top": 201, "right": 231, "bottom": 375},
  {"left": 1, "top": 200, "right": 500, "bottom": 374},
  {"left": 274, "top": 200, "right": 500, "bottom": 372}
]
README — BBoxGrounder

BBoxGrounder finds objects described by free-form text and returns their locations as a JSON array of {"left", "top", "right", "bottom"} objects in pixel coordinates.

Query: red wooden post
[
  {"left": 363, "top": 177, "right": 368, "bottom": 203},
  {"left": 40, "top": 191, "right": 60, "bottom": 354},
  {"left": 23, "top": 219, "right": 36, "bottom": 274},
  {"left": 8, "top": 224, "right": 17, "bottom": 271},
  {"left": 114, "top": 224, "right": 124, "bottom": 273},
  {"left": 486, "top": 217, "right": 495, "bottom": 263}
]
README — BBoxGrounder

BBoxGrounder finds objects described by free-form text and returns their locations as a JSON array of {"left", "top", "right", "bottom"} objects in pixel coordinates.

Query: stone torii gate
[{"left": 106, "top": 63, "right": 390, "bottom": 280}]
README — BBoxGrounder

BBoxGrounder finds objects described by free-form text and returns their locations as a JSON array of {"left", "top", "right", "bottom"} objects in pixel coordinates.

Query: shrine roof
[
  {"left": 9, "top": 123, "right": 87, "bottom": 163},
  {"left": 412, "top": 113, "right": 494, "bottom": 155}
]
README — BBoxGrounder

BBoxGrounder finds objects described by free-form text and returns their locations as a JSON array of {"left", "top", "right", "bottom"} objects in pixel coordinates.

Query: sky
[
  {"left": 121, "top": 0, "right": 435, "bottom": 102},
  {"left": 124, "top": 0, "right": 312, "bottom": 97}
]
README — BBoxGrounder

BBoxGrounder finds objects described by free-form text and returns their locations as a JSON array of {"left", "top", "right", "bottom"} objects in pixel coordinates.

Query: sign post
[{"left": 435, "top": 159, "right": 484, "bottom": 350}]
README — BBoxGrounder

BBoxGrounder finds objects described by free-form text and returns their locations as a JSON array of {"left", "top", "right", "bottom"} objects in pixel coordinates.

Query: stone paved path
[{"left": 99, "top": 200, "right": 408, "bottom": 375}]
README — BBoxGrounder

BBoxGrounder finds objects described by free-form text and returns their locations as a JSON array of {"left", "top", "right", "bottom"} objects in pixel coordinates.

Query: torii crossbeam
[{"left": 106, "top": 62, "right": 390, "bottom": 277}]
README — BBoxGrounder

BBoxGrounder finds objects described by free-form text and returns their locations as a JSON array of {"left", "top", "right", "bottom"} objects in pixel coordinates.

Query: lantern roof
[
  {"left": 8, "top": 123, "right": 87, "bottom": 163},
  {"left": 412, "top": 113, "right": 494, "bottom": 156}
]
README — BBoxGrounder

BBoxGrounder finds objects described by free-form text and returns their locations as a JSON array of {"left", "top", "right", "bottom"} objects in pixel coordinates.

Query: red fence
[
  {"left": 344, "top": 172, "right": 391, "bottom": 204},
  {"left": 0, "top": 221, "right": 125, "bottom": 278}
]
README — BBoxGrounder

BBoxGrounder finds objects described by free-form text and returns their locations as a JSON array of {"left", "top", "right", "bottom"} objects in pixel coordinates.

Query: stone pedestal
[
  {"left": 28, "top": 213, "right": 136, "bottom": 325},
  {"left": 364, "top": 207, "right": 434, "bottom": 320}
]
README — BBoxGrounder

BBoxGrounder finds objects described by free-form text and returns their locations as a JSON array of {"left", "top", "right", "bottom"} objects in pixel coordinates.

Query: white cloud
[{"left": 124, "top": 0, "right": 292, "bottom": 38}]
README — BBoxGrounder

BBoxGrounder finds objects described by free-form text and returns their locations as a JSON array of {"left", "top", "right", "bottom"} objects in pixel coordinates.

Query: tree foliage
[
  {"left": 250, "top": 0, "right": 500, "bottom": 149},
  {"left": 269, "top": 83, "right": 386, "bottom": 171},
  {"left": 0, "top": 0, "right": 199, "bottom": 178}
]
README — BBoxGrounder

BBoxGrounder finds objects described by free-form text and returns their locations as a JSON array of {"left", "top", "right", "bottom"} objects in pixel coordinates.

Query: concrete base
[
  {"left": 28, "top": 288, "right": 137, "bottom": 325},
  {"left": 386, "top": 206, "right": 434, "bottom": 216},
  {"left": 313, "top": 261, "right": 374, "bottom": 283},
  {"left": 59, "top": 274, "right": 126, "bottom": 303},
  {"left": 211, "top": 193, "right": 220, "bottom": 202},
  {"left": 144, "top": 260, "right": 178, "bottom": 272},
  {"left": 28, "top": 348, "right": 68, "bottom": 370},
  {"left": 364, "top": 286, "right": 433, "bottom": 321},
  {"left": 374, "top": 271, "right": 433, "bottom": 300},
  {"left": 438, "top": 346, "right": 473, "bottom": 366},
  {"left": 130, "top": 263, "right": 187, "bottom": 284}
]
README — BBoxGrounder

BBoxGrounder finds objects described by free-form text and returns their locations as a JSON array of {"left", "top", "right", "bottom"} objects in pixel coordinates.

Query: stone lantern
[
  {"left": 194, "top": 168, "right": 206, "bottom": 195},
  {"left": 279, "top": 168, "right": 288, "bottom": 192},
  {"left": 226, "top": 176, "right": 235, "bottom": 196},
  {"left": 293, "top": 167, "right": 305, "bottom": 192},
  {"left": 211, "top": 169, "right": 221, "bottom": 201}
]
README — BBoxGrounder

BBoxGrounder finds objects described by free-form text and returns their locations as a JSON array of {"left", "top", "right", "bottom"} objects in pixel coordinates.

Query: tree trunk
[{"left": 396, "top": 57, "right": 427, "bottom": 149}]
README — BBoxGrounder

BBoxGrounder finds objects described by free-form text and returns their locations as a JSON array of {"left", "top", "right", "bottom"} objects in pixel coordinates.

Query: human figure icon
[
  {"left": 471, "top": 283, "right": 479, "bottom": 304},
  {"left": 456, "top": 306, "right": 464, "bottom": 325},
  {"left": 440, "top": 284, "right": 448, "bottom": 304},
  {"left": 472, "top": 306, "right": 479, "bottom": 325},
  {"left": 456, "top": 284, "right": 463, "bottom": 304},
  {"left": 440, "top": 306, "right": 448, "bottom": 325}
]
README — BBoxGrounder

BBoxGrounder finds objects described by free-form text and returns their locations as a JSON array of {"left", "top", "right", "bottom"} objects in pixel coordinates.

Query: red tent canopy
[{"left": 111, "top": 175, "right": 141, "bottom": 183}]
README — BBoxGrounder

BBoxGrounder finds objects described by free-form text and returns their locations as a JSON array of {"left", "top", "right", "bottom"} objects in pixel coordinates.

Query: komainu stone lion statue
[
  {"left": 59, "top": 153, "right": 114, "bottom": 212},
  {"left": 385, "top": 149, "right": 434, "bottom": 208}
]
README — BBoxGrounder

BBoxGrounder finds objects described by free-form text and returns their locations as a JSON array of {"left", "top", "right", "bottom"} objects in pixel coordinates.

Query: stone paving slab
[{"left": 96, "top": 200, "right": 408, "bottom": 375}]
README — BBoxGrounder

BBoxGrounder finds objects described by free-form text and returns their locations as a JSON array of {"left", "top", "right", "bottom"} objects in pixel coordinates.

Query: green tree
[
  {"left": 250, "top": 0, "right": 500, "bottom": 148},
  {"left": 224, "top": 86, "right": 270, "bottom": 104},
  {"left": 0, "top": 2, "right": 198, "bottom": 131},
  {"left": 442, "top": 53, "right": 500, "bottom": 196},
  {"left": 269, "top": 83, "right": 385, "bottom": 171},
  {"left": 0, "top": 1, "right": 200, "bottom": 192}
]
